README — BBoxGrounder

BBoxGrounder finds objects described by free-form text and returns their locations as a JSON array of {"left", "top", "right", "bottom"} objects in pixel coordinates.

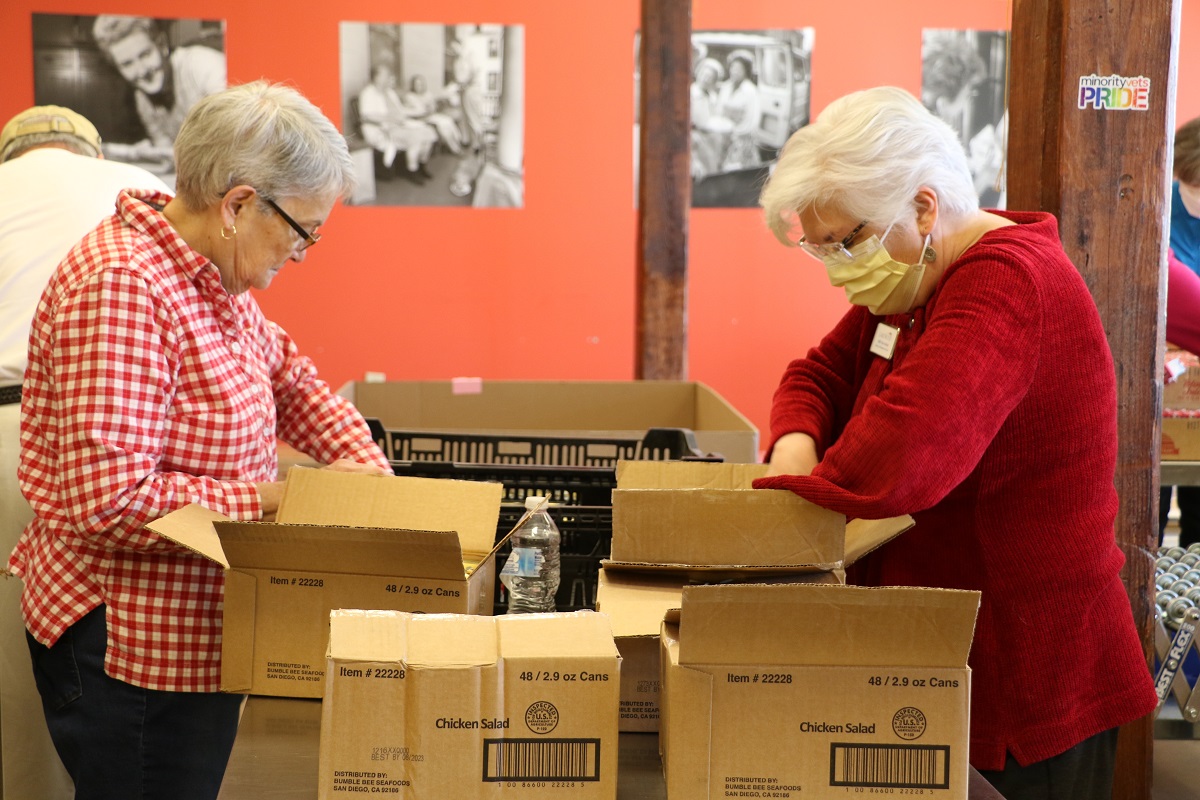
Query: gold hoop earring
[{"left": 220, "top": 224, "right": 237, "bottom": 240}]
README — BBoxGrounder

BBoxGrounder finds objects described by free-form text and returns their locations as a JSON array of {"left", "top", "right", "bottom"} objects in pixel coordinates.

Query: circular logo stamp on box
[
  {"left": 892, "top": 707, "right": 927, "bottom": 740},
  {"left": 525, "top": 701, "right": 559, "bottom": 734}
]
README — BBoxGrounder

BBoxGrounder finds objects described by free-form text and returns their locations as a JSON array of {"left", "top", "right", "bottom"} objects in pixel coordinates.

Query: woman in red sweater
[{"left": 754, "top": 86, "right": 1156, "bottom": 800}]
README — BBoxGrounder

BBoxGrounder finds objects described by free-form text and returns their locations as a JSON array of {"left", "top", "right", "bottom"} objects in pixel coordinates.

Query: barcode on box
[
  {"left": 482, "top": 738, "right": 601, "bottom": 781},
  {"left": 829, "top": 743, "right": 951, "bottom": 789}
]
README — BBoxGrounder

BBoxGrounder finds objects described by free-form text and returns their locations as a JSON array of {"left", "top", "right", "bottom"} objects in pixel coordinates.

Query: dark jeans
[
  {"left": 977, "top": 726, "right": 1119, "bottom": 800},
  {"left": 1160, "top": 485, "right": 1200, "bottom": 547},
  {"left": 25, "top": 605, "right": 243, "bottom": 800}
]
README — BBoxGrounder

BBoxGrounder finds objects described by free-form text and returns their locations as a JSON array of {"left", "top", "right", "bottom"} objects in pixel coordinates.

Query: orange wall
[{"left": 2, "top": 0, "right": 1196, "bottom": 450}]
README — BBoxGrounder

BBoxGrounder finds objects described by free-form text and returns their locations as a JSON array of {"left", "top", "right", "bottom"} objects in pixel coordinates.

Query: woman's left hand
[{"left": 323, "top": 458, "right": 392, "bottom": 476}]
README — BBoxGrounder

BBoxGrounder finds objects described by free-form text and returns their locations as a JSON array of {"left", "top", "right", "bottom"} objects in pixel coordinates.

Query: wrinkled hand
[
  {"left": 763, "top": 432, "right": 818, "bottom": 478},
  {"left": 323, "top": 458, "right": 392, "bottom": 476}
]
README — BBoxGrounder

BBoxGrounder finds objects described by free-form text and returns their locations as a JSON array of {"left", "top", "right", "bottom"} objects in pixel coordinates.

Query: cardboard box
[
  {"left": 147, "top": 468, "right": 506, "bottom": 698},
  {"left": 337, "top": 379, "right": 760, "bottom": 463},
  {"left": 1163, "top": 415, "right": 1200, "bottom": 461},
  {"left": 1165, "top": 350, "right": 1200, "bottom": 411},
  {"left": 660, "top": 583, "right": 979, "bottom": 800},
  {"left": 318, "top": 610, "right": 621, "bottom": 799},
  {"left": 604, "top": 461, "right": 913, "bottom": 575}
]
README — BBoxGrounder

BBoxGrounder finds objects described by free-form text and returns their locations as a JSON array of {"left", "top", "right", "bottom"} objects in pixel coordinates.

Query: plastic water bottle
[{"left": 499, "top": 496, "right": 561, "bottom": 614}]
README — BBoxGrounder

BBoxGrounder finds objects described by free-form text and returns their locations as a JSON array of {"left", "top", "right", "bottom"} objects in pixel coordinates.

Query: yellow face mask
[{"left": 823, "top": 227, "right": 932, "bottom": 316}]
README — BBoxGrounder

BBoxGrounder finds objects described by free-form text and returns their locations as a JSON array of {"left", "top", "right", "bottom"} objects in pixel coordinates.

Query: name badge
[{"left": 870, "top": 323, "right": 900, "bottom": 360}]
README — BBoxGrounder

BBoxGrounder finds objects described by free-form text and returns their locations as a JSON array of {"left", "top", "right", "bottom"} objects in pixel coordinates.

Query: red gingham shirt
[{"left": 7, "top": 189, "right": 388, "bottom": 692}]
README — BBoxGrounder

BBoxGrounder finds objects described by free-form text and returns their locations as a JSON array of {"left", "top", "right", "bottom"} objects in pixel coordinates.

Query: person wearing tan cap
[{"left": 0, "top": 104, "right": 168, "bottom": 800}]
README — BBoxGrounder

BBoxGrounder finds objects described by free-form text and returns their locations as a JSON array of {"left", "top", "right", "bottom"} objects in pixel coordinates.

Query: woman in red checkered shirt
[{"left": 7, "top": 81, "right": 390, "bottom": 799}]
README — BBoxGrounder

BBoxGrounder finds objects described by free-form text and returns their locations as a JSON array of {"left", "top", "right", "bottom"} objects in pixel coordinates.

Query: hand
[
  {"left": 323, "top": 458, "right": 392, "bottom": 476},
  {"left": 764, "top": 432, "right": 819, "bottom": 477}
]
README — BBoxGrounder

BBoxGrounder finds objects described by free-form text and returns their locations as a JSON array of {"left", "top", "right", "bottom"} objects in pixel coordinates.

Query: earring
[
  {"left": 220, "top": 224, "right": 237, "bottom": 240},
  {"left": 922, "top": 244, "right": 937, "bottom": 263}
]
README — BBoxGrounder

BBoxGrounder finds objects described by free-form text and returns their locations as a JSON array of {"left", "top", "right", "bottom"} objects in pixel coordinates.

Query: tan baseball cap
[{"left": 0, "top": 105, "right": 103, "bottom": 163}]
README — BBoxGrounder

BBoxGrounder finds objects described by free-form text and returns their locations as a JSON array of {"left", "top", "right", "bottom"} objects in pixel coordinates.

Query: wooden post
[
  {"left": 1008, "top": 2, "right": 1180, "bottom": 797},
  {"left": 635, "top": 0, "right": 691, "bottom": 380}
]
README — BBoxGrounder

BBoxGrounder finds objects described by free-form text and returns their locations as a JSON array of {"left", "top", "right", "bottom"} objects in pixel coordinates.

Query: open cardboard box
[
  {"left": 338, "top": 378, "right": 760, "bottom": 463},
  {"left": 147, "top": 468, "right": 506, "bottom": 698},
  {"left": 603, "top": 461, "right": 913, "bottom": 576},
  {"left": 318, "top": 609, "right": 621, "bottom": 799},
  {"left": 660, "top": 583, "right": 980, "bottom": 800}
]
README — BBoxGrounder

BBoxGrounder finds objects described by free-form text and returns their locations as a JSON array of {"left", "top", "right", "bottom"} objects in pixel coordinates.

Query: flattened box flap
[
  {"left": 278, "top": 468, "right": 502, "bottom": 556},
  {"left": 594, "top": 569, "right": 685, "bottom": 637},
  {"left": 213, "top": 522, "right": 470, "bottom": 580},
  {"left": 328, "top": 609, "right": 617, "bottom": 666},
  {"left": 677, "top": 583, "right": 979, "bottom": 668}
]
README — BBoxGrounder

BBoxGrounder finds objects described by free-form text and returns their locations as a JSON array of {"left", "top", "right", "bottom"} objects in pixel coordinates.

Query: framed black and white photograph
[
  {"left": 635, "top": 29, "right": 813, "bottom": 209},
  {"left": 339, "top": 22, "right": 525, "bottom": 208},
  {"left": 32, "top": 12, "right": 227, "bottom": 188},
  {"left": 921, "top": 29, "right": 1009, "bottom": 208}
]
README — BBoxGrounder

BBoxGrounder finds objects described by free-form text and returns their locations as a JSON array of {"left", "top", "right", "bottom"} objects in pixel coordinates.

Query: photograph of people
[
  {"left": 32, "top": 13, "right": 226, "bottom": 186},
  {"left": 7, "top": 81, "right": 390, "bottom": 799},
  {"left": 921, "top": 29, "right": 1008, "bottom": 207},
  {"left": 638, "top": 29, "right": 812, "bottom": 209},
  {"left": 340, "top": 22, "right": 524, "bottom": 207},
  {"left": 754, "top": 86, "right": 1156, "bottom": 800}
]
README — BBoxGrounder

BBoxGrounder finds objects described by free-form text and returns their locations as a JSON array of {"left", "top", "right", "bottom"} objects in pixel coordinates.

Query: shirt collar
[{"left": 116, "top": 188, "right": 224, "bottom": 289}]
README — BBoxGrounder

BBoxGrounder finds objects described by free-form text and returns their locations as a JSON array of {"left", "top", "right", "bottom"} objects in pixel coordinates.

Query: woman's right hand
[
  {"left": 764, "top": 432, "right": 819, "bottom": 477},
  {"left": 323, "top": 458, "right": 392, "bottom": 476}
]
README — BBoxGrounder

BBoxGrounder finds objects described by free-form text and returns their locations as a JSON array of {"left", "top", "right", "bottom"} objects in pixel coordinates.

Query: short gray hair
[
  {"left": 173, "top": 80, "right": 356, "bottom": 210},
  {"left": 760, "top": 86, "right": 978, "bottom": 245}
]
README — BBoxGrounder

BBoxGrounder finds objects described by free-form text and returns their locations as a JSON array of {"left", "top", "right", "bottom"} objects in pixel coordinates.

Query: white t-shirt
[{"left": 0, "top": 147, "right": 171, "bottom": 386}]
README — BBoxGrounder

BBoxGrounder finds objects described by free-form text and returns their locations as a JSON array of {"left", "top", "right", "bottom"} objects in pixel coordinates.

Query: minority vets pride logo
[{"left": 1078, "top": 74, "right": 1151, "bottom": 111}]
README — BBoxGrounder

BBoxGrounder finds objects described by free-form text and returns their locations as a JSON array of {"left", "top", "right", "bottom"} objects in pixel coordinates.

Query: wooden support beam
[
  {"left": 1008, "top": 2, "right": 1180, "bottom": 798},
  {"left": 635, "top": 0, "right": 691, "bottom": 380}
]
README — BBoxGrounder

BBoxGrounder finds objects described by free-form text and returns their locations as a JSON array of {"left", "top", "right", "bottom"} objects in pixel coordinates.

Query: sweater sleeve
[
  {"left": 1167, "top": 248, "right": 1200, "bottom": 356},
  {"left": 756, "top": 247, "right": 1043, "bottom": 518}
]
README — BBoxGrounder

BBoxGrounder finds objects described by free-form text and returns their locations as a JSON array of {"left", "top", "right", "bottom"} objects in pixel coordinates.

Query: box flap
[
  {"left": 328, "top": 609, "right": 409, "bottom": 663},
  {"left": 277, "top": 468, "right": 502, "bottom": 555},
  {"left": 610, "top": 487, "right": 846, "bottom": 566},
  {"left": 496, "top": 611, "right": 619, "bottom": 658},
  {"left": 145, "top": 504, "right": 233, "bottom": 567},
  {"left": 616, "top": 459, "right": 767, "bottom": 489},
  {"left": 844, "top": 516, "right": 915, "bottom": 565},
  {"left": 595, "top": 570, "right": 685, "bottom": 637},
  {"left": 677, "top": 583, "right": 979, "bottom": 668},
  {"left": 213, "top": 521, "right": 470, "bottom": 580},
  {"left": 328, "top": 609, "right": 616, "bottom": 666}
]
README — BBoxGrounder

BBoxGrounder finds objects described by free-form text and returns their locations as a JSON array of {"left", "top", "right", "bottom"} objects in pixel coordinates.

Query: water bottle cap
[{"left": 525, "top": 495, "right": 548, "bottom": 511}]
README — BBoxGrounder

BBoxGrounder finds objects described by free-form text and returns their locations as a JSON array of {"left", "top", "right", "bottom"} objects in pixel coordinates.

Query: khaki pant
[{"left": 0, "top": 403, "right": 72, "bottom": 799}]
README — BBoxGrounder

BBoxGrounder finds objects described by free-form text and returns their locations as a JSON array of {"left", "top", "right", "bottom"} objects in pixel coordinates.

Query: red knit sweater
[{"left": 754, "top": 211, "right": 1157, "bottom": 771}]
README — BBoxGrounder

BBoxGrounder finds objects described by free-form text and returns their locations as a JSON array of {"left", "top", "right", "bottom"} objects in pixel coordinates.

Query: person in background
[
  {"left": 754, "top": 86, "right": 1156, "bottom": 800},
  {"left": 1162, "top": 117, "right": 1200, "bottom": 546},
  {"left": 7, "top": 82, "right": 389, "bottom": 800},
  {"left": 0, "top": 104, "right": 171, "bottom": 800},
  {"left": 690, "top": 57, "right": 733, "bottom": 181},
  {"left": 402, "top": 74, "right": 464, "bottom": 155},
  {"left": 1161, "top": 249, "right": 1200, "bottom": 544},
  {"left": 920, "top": 32, "right": 986, "bottom": 141},
  {"left": 91, "top": 14, "right": 226, "bottom": 171},
  {"left": 716, "top": 51, "right": 762, "bottom": 171},
  {"left": 357, "top": 63, "right": 438, "bottom": 184}
]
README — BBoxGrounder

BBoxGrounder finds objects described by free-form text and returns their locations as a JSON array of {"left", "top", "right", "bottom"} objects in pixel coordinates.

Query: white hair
[
  {"left": 173, "top": 80, "right": 356, "bottom": 210},
  {"left": 759, "top": 86, "right": 979, "bottom": 245}
]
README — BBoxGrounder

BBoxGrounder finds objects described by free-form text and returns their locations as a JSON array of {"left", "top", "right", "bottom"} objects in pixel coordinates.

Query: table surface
[
  {"left": 1162, "top": 460, "right": 1200, "bottom": 486},
  {"left": 219, "top": 696, "right": 1005, "bottom": 799}
]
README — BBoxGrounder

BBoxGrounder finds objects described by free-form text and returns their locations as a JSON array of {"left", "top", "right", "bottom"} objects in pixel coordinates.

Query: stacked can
[{"left": 1155, "top": 543, "right": 1200, "bottom": 628}]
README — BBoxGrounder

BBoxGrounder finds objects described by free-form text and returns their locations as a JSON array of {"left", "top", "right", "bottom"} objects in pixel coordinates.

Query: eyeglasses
[
  {"left": 797, "top": 220, "right": 867, "bottom": 263},
  {"left": 260, "top": 195, "right": 321, "bottom": 251}
]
